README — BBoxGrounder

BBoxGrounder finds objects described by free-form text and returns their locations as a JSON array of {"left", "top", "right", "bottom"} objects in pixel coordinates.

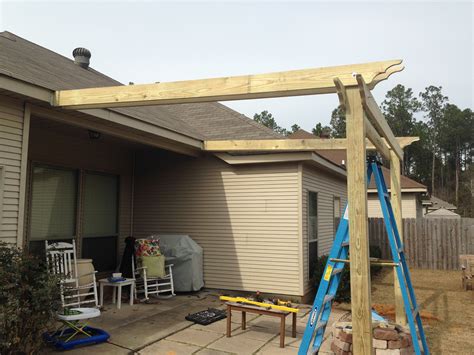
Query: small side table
[
  {"left": 225, "top": 302, "right": 297, "bottom": 348},
  {"left": 99, "top": 278, "right": 135, "bottom": 309}
]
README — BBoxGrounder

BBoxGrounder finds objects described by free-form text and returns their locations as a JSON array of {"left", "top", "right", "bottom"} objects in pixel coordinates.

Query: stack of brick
[{"left": 331, "top": 322, "right": 414, "bottom": 355}]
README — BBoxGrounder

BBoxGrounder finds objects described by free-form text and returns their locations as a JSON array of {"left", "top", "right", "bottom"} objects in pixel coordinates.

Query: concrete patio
[{"left": 46, "top": 291, "right": 347, "bottom": 354}]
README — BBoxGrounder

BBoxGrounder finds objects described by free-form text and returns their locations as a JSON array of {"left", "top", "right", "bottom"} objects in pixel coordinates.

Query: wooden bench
[{"left": 225, "top": 302, "right": 297, "bottom": 348}]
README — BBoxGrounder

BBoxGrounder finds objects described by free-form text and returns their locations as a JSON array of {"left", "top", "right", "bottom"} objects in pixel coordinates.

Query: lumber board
[
  {"left": 345, "top": 87, "right": 373, "bottom": 353},
  {"left": 203, "top": 136, "right": 417, "bottom": 152},
  {"left": 390, "top": 151, "right": 407, "bottom": 325},
  {"left": 54, "top": 60, "right": 403, "bottom": 109},
  {"left": 364, "top": 117, "right": 390, "bottom": 160},
  {"left": 356, "top": 75, "right": 404, "bottom": 159}
]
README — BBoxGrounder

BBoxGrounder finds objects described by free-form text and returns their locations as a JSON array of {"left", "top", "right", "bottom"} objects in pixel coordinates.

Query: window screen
[
  {"left": 30, "top": 166, "right": 77, "bottom": 241},
  {"left": 334, "top": 197, "right": 341, "bottom": 234},
  {"left": 308, "top": 191, "right": 318, "bottom": 279},
  {"left": 83, "top": 173, "right": 118, "bottom": 237}
]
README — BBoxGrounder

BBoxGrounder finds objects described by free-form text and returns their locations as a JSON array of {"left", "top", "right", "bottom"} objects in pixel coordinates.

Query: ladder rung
[
  {"left": 332, "top": 267, "right": 344, "bottom": 275},
  {"left": 315, "top": 321, "right": 327, "bottom": 331},
  {"left": 412, "top": 307, "right": 419, "bottom": 319},
  {"left": 341, "top": 240, "right": 349, "bottom": 247},
  {"left": 398, "top": 245, "right": 404, "bottom": 253},
  {"left": 323, "top": 295, "right": 335, "bottom": 305},
  {"left": 383, "top": 192, "right": 390, "bottom": 198}
]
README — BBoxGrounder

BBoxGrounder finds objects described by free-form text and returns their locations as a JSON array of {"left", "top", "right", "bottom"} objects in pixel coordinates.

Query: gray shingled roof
[{"left": 0, "top": 31, "right": 281, "bottom": 141}]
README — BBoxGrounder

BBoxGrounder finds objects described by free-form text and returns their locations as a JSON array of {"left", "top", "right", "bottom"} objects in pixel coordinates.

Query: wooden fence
[{"left": 368, "top": 217, "right": 474, "bottom": 270}]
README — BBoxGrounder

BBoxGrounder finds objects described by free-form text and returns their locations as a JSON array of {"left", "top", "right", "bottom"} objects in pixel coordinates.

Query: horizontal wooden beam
[
  {"left": 54, "top": 60, "right": 403, "bottom": 109},
  {"left": 203, "top": 136, "right": 416, "bottom": 152},
  {"left": 356, "top": 74, "right": 404, "bottom": 160}
]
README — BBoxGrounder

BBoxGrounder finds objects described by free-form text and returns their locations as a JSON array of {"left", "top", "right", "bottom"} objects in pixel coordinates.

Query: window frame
[{"left": 333, "top": 196, "right": 341, "bottom": 235}]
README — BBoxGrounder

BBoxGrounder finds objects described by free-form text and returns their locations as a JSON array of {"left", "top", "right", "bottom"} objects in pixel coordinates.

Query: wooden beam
[
  {"left": 345, "top": 87, "right": 373, "bottom": 353},
  {"left": 390, "top": 150, "right": 407, "bottom": 326},
  {"left": 54, "top": 60, "right": 403, "bottom": 109},
  {"left": 203, "top": 137, "right": 416, "bottom": 152},
  {"left": 356, "top": 75, "right": 404, "bottom": 160},
  {"left": 364, "top": 117, "right": 390, "bottom": 160}
]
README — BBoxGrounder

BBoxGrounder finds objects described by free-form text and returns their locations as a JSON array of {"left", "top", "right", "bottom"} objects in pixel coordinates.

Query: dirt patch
[{"left": 370, "top": 268, "right": 474, "bottom": 354}]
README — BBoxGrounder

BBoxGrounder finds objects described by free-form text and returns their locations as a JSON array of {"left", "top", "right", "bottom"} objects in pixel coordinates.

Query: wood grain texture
[
  {"left": 204, "top": 137, "right": 416, "bottom": 152},
  {"left": 356, "top": 75, "right": 404, "bottom": 160},
  {"left": 365, "top": 117, "right": 390, "bottom": 160},
  {"left": 54, "top": 60, "right": 403, "bottom": 109},
  {"left": 345, "top": 87, "right": 373, "bottom": 354},
  {"left": 390, "top": 150, "right": 407, "bottom": 325}
]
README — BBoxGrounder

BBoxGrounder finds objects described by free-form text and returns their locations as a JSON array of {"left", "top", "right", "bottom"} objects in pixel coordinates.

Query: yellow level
[{"left": 220, "top": 296, "right": 299, "bottom": 313}]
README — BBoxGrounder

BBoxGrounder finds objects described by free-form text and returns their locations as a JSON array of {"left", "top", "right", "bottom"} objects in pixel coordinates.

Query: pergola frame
[{"left": 53, "top": 59, "right": 409, "bottom": 353}]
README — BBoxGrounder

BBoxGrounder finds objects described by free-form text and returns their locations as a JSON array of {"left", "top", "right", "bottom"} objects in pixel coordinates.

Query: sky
[{"left": 0, "top": 1, "right": 472, "bottom": 132}]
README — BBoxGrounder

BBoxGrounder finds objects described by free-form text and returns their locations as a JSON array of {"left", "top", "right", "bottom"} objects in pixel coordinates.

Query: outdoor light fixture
[{"left": 88, "top": 130, "right": 101, "bottom": 140}]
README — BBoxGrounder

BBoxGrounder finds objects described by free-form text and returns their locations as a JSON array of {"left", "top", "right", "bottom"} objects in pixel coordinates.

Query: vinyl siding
[
  {"left": 133, "top": 152, "right": 301, "bottom": 296},
  {"left": 302, "top": 164, "right": 347, "bottom": 293},
  {"left": 0, "top": 97, "right": 26, "bottom": 244},
  {"left": 27, "top": 120, "right": 133, "bottom": 259},
  {"left": 368, "top": 192, "right": 418, "bottom": 218}
]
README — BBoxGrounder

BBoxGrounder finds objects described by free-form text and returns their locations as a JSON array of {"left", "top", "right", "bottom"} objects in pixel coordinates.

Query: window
[
  {"left": 29, "top": 166, "right": 78, "bottom": 256},
  {"left": 30, "top": 166, "right": 77, "bottom": 241},
  {"left": 308, "top": 191, "right": 318, "bottom": 280},
  {"left": 334, "top": 196, "right": 341, "bottom": 234},
  {"left": 82, "top": 172, "right": 119, "bottom": 272}
]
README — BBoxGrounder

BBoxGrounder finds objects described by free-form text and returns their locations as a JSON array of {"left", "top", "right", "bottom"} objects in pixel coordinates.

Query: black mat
[{"left": 185, "top": 308, "right": 227, "bottom": 325}]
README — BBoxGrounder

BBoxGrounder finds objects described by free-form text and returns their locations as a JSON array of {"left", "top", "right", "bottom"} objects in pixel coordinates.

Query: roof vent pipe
[{"left": 72, "top": 47, "right": 91, "bottom": 69}]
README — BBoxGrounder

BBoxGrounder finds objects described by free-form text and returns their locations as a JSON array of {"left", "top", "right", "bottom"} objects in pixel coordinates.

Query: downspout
[{"left": 130, "top": 151, "right": 135, "bottom": 236}]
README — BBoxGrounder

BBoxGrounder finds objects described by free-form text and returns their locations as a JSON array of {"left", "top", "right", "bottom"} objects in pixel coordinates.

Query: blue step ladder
[{"left": 298, "top": 156, "right": 429, "bottom": 355}]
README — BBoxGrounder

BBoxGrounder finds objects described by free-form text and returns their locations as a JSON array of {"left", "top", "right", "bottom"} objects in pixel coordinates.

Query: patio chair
[
  {"left": 44, "top": 240, "right": 108, "bottom": 350},
  {"left": 460, "top": 254, "right": 474, "bottom": 291},
  {"left": 132, "top": 238, "right": 176, "bottom": 301}
]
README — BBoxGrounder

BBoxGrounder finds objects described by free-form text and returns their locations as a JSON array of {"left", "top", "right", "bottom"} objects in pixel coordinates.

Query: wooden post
[
  {"left": 345, "top": 87, "right": 373, "bottom": 354},
  {"left": 390, "top": 150, "right": 407, "bottom": 325}
]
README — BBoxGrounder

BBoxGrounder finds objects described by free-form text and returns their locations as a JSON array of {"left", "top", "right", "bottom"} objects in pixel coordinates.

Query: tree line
[{"left": 253, "top": 85, "right": 473, "bottom": 217}]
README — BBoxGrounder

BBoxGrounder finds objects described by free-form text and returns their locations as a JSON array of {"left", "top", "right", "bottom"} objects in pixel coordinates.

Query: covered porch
[{"left": 24, "top": 107, "right": 199, "bottom": 275}]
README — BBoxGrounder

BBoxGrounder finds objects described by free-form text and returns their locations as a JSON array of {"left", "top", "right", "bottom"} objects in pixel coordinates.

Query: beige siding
[
  {"left": 133, "top": 152, "right": 301, "bottom": 296},
  {"left": 0, "top": 97, "right": 26, "bottom": 244},
  {"left": 368, "top": 192, "right": 417, "bottom": 218},
  {"left": 302, "top": 165, "right": 347, "bottom": 293},
  {"left": 28, "top": 120, "right": 133, "bottom": 259}
]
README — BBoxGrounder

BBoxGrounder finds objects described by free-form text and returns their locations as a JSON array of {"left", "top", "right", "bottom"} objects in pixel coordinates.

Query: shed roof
[
  {"left": 425, "top": 208, "right": 460, "bottom": 218},
  {"left": 0, "top": 31, "right": 281, "bottom": 141}
]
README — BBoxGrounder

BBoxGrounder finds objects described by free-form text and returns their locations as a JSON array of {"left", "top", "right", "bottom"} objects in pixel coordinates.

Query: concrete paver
[
  {"left": 166, "top": 328, "right": 224, "bottom": 347},
  {"left": 190, "top": 319, "right": 240, "bottom": 334},
  {"left": 195, "top": 348, "right": 235, "bottom": 355},
  {"left": 208, "top": 335, "right": 266, "bottom": 354},
  {"left": 139, "top": 339, "right": 200, "bottom": 355},
  {"left": 256, "top": 343, "right": 298, "bottom": 354}
]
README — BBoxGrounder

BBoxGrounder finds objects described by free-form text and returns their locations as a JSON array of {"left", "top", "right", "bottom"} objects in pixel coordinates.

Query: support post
[
  {"left": 345, "top": 87, "right": 373, "bottom": 354},
  {"left": 390, "top": 150, "right": 407, "bottom": 325}
]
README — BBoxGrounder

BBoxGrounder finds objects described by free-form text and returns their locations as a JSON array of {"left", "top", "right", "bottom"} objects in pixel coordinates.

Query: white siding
[
  {"left": 368, "top": 192, "right": 418, "bottom": 218},
  {"left": 0, "top": 97, "right": 26, "bottom": 244},
  {"left": 133, "top": 152, "right": 301, "bottom": 296},
  {"left": 302, "top": 165, "right": 347, "bottom": 293}
]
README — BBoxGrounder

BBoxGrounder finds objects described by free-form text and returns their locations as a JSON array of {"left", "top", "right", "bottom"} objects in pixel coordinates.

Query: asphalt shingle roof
[{"left": 0, "top": 31, "right": 281, "bottom": 141}]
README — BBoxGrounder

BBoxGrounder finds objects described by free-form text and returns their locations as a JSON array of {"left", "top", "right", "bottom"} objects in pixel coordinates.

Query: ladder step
[
  {"left": 323, "top": 295, "right": 335, "bottom": 305},
  {"left": 383, "top": 192, "right": 390, "bottom": 198},
  {"left": 315, "top": 321, "right": 327, "bottom": 331},
  {"left": 341, "top": 240, "right": 349, "bottom": 247},
  {"left": 398, "top": 245, "right": 404, "bottom": 253},
  {"left": 332, "top": 267, "right": 344, "bottom": 275},
  {"left": 412, "top": 307, "right": 419, "bottom": 319}
]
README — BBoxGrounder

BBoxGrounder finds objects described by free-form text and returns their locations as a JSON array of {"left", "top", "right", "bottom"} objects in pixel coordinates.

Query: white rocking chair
[
  {"left": 132, "top": 255, "right": 176, "bottom": 301},
  {"left": 45, "top": 240, "right": 104, "bottom": 345}
]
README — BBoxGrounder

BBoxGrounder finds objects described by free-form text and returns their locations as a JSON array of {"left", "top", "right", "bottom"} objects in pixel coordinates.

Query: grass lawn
[{"left": 367, "top": 268, "right": 474, "bottom": 354}]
